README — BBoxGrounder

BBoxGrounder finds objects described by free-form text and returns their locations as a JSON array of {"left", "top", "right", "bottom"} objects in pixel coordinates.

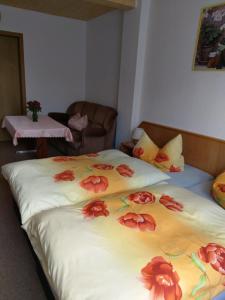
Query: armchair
[{"left": 48, "top": 101, "right": 117, "bottom": 155}]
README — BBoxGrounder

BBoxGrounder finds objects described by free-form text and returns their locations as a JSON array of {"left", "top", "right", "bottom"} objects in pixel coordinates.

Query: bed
[{"left": 2, "top": 121, "right": 225, "bottom": 300}]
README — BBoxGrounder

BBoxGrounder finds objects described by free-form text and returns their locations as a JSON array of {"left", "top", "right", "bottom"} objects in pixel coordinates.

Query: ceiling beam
[{"left": 86, "top": 0, "right": 137, "bottom": 10}]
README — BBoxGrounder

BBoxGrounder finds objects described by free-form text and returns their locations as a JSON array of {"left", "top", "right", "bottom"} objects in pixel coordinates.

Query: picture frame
[{"left": 193, "top": 2, "right": 225, "bottom": 71}]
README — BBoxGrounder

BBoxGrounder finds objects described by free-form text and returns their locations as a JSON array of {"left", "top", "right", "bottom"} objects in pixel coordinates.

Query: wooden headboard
[{"left": 139, "top": 121, "right": 225, "bottom": 177}]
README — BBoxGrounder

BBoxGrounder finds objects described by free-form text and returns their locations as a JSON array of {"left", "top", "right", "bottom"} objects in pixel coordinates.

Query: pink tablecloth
[{"left": 2, "top": 115, "right": 73, "bottom": 146}]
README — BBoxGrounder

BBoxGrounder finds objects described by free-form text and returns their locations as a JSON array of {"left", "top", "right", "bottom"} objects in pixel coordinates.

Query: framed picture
[{"left": 193, "top": 2, "right": 225, "bottom": 70}]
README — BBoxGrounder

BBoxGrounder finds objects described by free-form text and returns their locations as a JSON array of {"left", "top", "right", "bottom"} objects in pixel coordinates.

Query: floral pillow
[
  {"left": 133, "top": 132, "right": 184, "bottom": 172},
  {"left": 133, "top": 132, "right": 158, "bottom": 162},
  {"left": 212, "top": 171, "right": 225, "bottom": 209}
]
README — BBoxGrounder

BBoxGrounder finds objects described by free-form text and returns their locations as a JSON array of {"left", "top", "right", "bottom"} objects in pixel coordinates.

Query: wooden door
[{"left": 0, "top": 31, "right": 26, "bottom": 141}]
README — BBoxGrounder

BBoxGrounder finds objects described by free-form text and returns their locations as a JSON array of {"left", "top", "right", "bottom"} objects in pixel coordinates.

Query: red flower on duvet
[
  {"left": 92, "top": 164, "right": 114, "bottom": 170},
  {"left": 53, "top": 156, "right": 75, "bottom": 162},
  {"left": 82, "top": 200, "right": 109, "bottom": 218},
  {"left": 169, "top": 165, "right": 181, "bottom": 172},
  {"left": 141, "top": 256, "right": 182, "bottom": 300},
  {"left": 86, "top": 153, "right": 99, "bottom": 157},
  {"left": 118, "top": 212, "right": 156, "bottom": 231},
  {"left": 159, "top": 195, "right": 183, "bottom": 212},
  {"left": 80, "top": 176, "right": 108, "bottom": 193},
  {"left": 154, "top": 152, "right": 169, "bottom": 163},
  {"left": 128, "top": 191, "right": 156, "bottom": 204},
  {"left": 54, "top": 170, "right": 75, "bottom": 182},
  {"left": 133, "top": 147, "right": 144, "bottom": 158},
  {"left": 198, "top": 243, "right": 225, "bottom": 275},
  {"left": 218, "top": 184, "right": 225, "bottom": 193},
  {"left": 116, "top": 164, "right": 134, "bottom": 177}
]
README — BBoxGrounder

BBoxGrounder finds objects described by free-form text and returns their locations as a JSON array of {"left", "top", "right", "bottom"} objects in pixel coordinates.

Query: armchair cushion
[{"left": 68, "top": 114, "right": 88, "bottom": 131}]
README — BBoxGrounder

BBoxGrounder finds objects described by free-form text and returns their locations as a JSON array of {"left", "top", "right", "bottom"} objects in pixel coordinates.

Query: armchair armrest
[{"left": 48, "top": 112, "right": 69, "bottom": 126}]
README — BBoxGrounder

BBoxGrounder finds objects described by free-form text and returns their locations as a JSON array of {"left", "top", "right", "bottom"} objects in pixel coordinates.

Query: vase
[{"left": 32, "top": 110, "right": 38, "bottom": 122}]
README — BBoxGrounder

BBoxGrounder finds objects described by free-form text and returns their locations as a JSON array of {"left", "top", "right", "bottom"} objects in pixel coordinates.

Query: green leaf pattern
[
  {"left": 191, "top": 253, "right": 206, "bottom": 273},
  {"left": 191, "top": 274, "right": 207, "bottom": 296},
  {"left": 118, "top": 197, "right": 130, "bottom": 212},
  {"left": 190, "top": 253, "right": 210, "bottom": 299}
]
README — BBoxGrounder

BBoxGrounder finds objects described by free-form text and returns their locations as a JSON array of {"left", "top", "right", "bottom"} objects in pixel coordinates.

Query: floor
[{"left": 0, "top": 140, "right": 58, "bottom": 300}]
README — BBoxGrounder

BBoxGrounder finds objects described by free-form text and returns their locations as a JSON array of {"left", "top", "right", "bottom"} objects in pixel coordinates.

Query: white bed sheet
[
  {"left": 189, "top": 180, "right": 213, "bottom": 201},
  {"left": 166, "top": 164, "right": 213, "bottom": 188}
]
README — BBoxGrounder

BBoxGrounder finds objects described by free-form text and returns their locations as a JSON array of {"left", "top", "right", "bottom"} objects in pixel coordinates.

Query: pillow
[
  {"left": 132, "top": 132, "right": 158, "bottom": 162},
  {"left": 154, "top": 135, "right": 184, "bottom": 172},
  {"left": 68, "top": 113, "right": 88, "bottom": 131},
  {"left": 133, "top": 131, "right": 184, "bottom": 172},
  {"left": 212, "top": 171, "right": 225, "bottom": 209}
]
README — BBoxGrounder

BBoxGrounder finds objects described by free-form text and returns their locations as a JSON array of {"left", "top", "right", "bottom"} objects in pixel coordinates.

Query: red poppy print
[
  {"left": 218, "top": 184, "right": 225, "bottom": 193},
  {"left": 80, "top": 176, "right": 108, "bottom": 193},
  {"left": 86, "top": 153, "right": 99, "bottom": 157},
  {"left": 53, "top": 156, "right": 75, "bottom": 162},
  {"left": 169, "top": 165, "right": 181, "bottom": 172},
  {"left": 128, "top": 191, "right": 156, "bottom": 205},
  {"left": 116, "top": 164, "right": 134, "bottom": 177},
  {"left": 141, "top": 256, "right": 182, "bottom": 300},
  {"left": 155, "top": 152, "right": 169, "bottom": 163},
  {"left": 92, "top": 164, "right": 114, "bottom": 170},
  {"left": 82, "top": 200, "right": 109, "bottom": 218},
  {"left": 118, "top": 212, "right": 156, "bottom": 231},
  {"left": 54, "top": 170, "right": 75, "bottom": 182},
  {"left": 198, "top": 243, "right": 225, "bottom": 275},
  {"left": 133, "top": 147, "right": 144, "bottom": 158},
  {"left": 159, "top": 195, "right": 183, "bottom": 212}
]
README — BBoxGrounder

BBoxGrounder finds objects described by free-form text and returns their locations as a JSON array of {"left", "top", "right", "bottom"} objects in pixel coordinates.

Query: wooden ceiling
[{"left": 0, "top": 0, "right": 137, "bottom": 20}]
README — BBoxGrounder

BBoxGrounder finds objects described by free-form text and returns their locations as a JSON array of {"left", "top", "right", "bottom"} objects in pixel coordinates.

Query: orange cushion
[
  {"left": 212, "top": 171, "right": 225, "bottom": 209},
  {"left": 133, "top": 132, "right": 184, "bottom": 172}
]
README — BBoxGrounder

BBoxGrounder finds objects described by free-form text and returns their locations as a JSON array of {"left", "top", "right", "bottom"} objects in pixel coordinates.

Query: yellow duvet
[
  {"left": 24, "top": 183, "right": 225, "bottom": 300},
  {"left": 1, "top": 150, "right": 169, "bottom": 223}
]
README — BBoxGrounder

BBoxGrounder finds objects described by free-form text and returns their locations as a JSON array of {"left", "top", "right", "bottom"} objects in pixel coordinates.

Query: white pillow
[{"left": 68, "top": 113, "right": 88, "bottom": 131}]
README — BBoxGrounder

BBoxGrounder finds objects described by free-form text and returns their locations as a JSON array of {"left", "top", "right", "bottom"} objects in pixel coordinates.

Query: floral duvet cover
[
  {"left": 24, "top": 183, "right": 225, "bottom": 300},
  {"left": 1, "top": 150, "right": 169, "bottom": 224}
]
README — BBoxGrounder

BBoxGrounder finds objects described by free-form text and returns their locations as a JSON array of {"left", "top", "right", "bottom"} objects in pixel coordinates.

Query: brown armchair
[{"left": 48, "top": 101, "right": 117, "bottom": 155}]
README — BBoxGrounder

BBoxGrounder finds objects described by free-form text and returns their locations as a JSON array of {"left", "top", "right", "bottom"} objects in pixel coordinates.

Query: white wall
[
  {"left": 4, "top": 1, "right": 223, "bottom": 144},
  {"left": 86, "top": 10, "right": 122, "bottom": 108},
  {"left": 139, "top": 0, "right": 225, "bottom": 140},
  {"left": 116, "top": 0, "right": 151, "bottom": 145},
  {"left": 0, "top": 5, "right": 86, "bottom": 114}
]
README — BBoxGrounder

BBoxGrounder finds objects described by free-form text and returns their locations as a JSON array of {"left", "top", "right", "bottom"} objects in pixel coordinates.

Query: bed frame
[{"left": 139, "top": 121, "right": 225, "bottom": 177}]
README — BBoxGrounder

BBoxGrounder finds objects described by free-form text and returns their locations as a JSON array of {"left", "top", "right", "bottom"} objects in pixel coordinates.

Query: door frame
[{"left": 0, "top": 30, "right": 26, "bottom": 114}]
